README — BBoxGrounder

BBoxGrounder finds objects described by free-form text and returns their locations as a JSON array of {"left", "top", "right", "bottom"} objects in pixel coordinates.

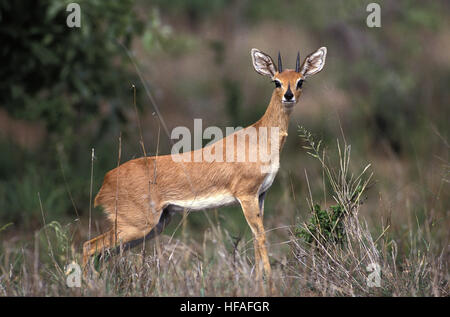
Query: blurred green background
[{"left": 0, "top": 0, "right": 448, "bottom": 251}]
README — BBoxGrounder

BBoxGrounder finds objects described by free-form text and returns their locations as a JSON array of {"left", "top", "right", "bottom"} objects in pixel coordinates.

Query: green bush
[
  {"left": 296, "top": 127, "right": 371, "bottom": 248},
  {"left": 296, "top": 203, "right": 346, "bottom": 245},
  {"left": 0, "top": 0, "right": 145, "bottom": 138}
]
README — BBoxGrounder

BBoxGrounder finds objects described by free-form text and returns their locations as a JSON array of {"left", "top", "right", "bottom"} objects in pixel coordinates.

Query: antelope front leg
[
  {"left": 253, "top": 238, "right": 262, "bottom": 281},
  {"left": 238, "top": 195, "right": 273, "bottom": 295}
]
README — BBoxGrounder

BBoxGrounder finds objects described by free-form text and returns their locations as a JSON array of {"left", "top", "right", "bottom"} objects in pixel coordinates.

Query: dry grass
[{"left": 0, "top": 129, "right": 448, "bottom": 297}]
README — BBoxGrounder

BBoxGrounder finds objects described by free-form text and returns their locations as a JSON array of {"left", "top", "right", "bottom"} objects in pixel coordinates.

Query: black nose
[{"left": 284, "top": 85, "right": 294, "bottom": 101}]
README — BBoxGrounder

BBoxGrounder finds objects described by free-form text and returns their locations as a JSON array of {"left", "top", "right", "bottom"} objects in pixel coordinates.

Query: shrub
[{"left": 296, "top": 203, "right": 347, "bottom": 246}]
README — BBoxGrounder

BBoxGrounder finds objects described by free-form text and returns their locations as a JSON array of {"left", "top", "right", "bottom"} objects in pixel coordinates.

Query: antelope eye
[
  {"left": 297, "top": 79, "right": 304, "bottom": 89},
  {"left": 273, "top": 80, "right": 281, "bottom": 88}
]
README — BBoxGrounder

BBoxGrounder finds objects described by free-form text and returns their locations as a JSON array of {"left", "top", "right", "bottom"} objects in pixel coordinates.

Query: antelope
[{"left": 83, "top": 47, "right": 327, "bottom": 292}]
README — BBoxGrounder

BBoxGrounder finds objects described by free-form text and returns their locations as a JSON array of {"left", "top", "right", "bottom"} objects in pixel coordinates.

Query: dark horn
[
  {"left": 295, "top": 51, "right": 300, "bottom": 72},
  {"left": 278, "top": 52, "right": 283, "bottom": 73}
]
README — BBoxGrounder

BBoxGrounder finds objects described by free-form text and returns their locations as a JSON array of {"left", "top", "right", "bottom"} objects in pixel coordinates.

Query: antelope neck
[{"left": 257, "top": 91, "right": 292, "bottom": 147}]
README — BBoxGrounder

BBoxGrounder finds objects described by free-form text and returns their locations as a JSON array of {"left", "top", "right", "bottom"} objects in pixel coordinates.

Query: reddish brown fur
[
  {"left": 84, "top": 48, "right": 326, "bottom": 294},
  {"left": 91, "top": 84, "right": 298, "bottom": 247}
]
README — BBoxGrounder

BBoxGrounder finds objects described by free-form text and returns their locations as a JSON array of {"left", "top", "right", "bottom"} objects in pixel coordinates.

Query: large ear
[
  {"left": 299, "top": 47, "right": 327, "bottom": 78},
  {"left": 251, "top": 48, "right": 277, "bottom": 78}
]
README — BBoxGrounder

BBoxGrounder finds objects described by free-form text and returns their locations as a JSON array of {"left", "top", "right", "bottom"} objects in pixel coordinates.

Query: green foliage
[
  {"left": 0, "top": 166, "right": 68, "bottom": 226},
  {"left": 296, "top": 203, "right": 346, "bottom": 245},
  {"left": 142, "top": 9, "right": 197, "bottom": 55},
  {"left": 0, "top": 0, "right": 145, "bottom": 137},
  {"left": 0, "top": 222, "right": 13, "bottom": 234},
  {"left": 151, "top": 0, "right": 228, "bottom": 21},
  {"left": 297, "top": 127, "right": 371, "bottom": 247},
  {"left": 0, "top": 1, "right": 164, "bottom": 225},
  {"left": 43, "top": 220, "right": 71, "bottom": 255}
]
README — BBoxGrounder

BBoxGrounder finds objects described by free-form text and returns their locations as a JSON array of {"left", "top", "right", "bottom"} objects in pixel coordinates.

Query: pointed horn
[
  {"left": 295, "top": 51, "right": 300, "bottom": 72},
  {"left": 278, "top": 51, "right": 283, "bottom": 73}
]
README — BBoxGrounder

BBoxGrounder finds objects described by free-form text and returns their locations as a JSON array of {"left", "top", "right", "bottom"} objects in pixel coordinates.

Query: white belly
[
  {"left": 168, "top": 193, "right": 237, "bottom": 212},
  {"left": 260, "top": 170, "right": 277, "bottom": 193}
]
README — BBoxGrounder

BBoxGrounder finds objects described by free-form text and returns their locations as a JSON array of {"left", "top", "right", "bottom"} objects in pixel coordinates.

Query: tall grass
[
  {"left": 291, "top": 127, "right": 447, "bottom": 296},
  {"left": 0, "top": 128, "right": 447, "bottom": 296}
]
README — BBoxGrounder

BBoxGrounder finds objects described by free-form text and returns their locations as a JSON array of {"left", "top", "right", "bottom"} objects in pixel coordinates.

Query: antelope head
[{"left": 251, "top": 47, "right": 327, "bottom": 109}]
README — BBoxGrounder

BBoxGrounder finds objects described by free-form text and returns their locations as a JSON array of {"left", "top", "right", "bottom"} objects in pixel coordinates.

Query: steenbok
[{"left": 84, "top": 47, "right": 327, "bottom": 292}]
